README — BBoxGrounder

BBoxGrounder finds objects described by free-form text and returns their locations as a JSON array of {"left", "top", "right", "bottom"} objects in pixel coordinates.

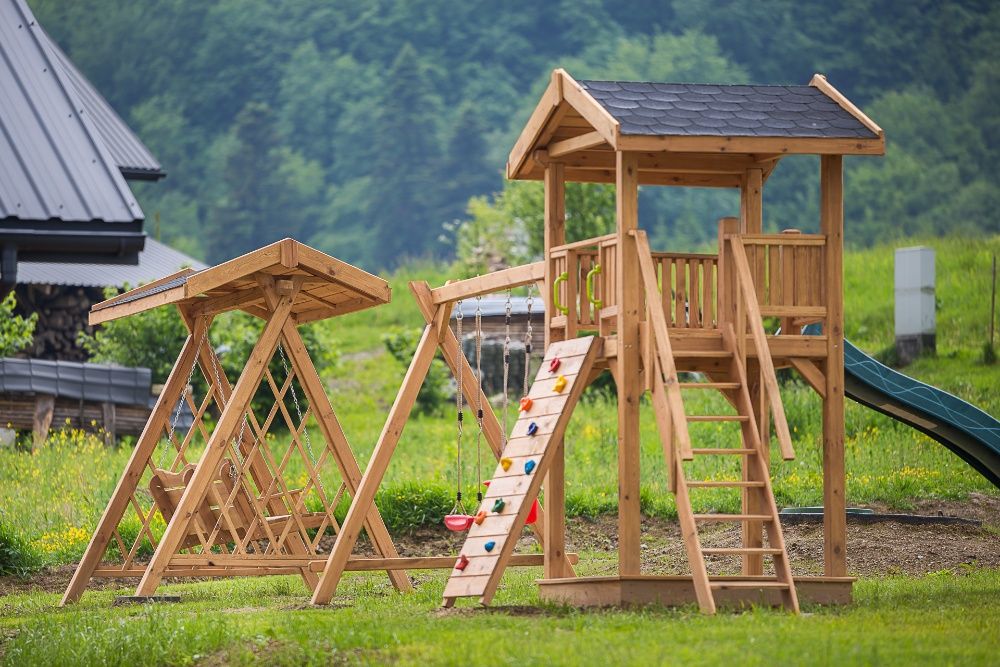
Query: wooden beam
[
  {"left": 821, "top": 154, "right": 847, "bottom": 577},
  {"left": 555, "top": 151, "right": 774, "bottom": 174},
  {"left": 547, "top": 130, "right": 607, "bottom": 158},
  {"left": 558, "top": 70, "right": 619, "bottom": 147},
  {"left": 616, "top": 134, "right": 885, "bottom": 156},
  {"left": 89, "top": 284, "right": 187, "bottom": 325},
  {"left": 430, "top": 262, "right": 545, "bottom": 304},
  {"left": 552, "top": 167, "right": 741, "bottom": 188},
  {"left": 507, "top": 70, "right": 564, "bottom": 180},
  {"left": 809, "top": 74, "right": 884, "bottom": 139},
  {"left": 790, "top": 358, "right": 827, "bottom": 398},
  {"left": 616, "top": 151, "right": 641, "bottom": 577}
]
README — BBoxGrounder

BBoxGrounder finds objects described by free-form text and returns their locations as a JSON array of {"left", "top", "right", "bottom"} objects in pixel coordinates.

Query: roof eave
[{"left": 616, "top": 133, "right": 885, "bottom": 156}]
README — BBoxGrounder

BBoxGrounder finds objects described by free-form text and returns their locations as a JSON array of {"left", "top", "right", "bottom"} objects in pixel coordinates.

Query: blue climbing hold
[
  {"left": 524, "top": 460, "right": 537, "bottom": 475},
  {"left": 527, "top": 421, "right": 539, "bottom": 436},
  {"left": 484, "top": 541, "right": 496, "bottom": 552}
]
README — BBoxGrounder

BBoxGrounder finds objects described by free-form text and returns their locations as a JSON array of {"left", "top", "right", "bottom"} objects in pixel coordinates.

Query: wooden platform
[{"left": 537, "top": 575, "right": 854, "bottom": 608}]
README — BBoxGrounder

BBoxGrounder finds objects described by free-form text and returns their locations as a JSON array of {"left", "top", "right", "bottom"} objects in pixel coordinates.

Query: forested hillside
[{"left": 30, "top": 0, "right": 999, "bottom": 270}]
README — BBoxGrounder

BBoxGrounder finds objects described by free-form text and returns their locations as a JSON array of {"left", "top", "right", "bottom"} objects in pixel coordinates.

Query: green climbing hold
[{"left": 491, "top": 498, "right": 506, "bottom": 513}]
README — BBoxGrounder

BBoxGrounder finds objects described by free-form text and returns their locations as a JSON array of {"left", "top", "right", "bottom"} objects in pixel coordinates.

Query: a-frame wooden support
[{"left": 310, "top": 279, "right": 576, "bottom": 605}]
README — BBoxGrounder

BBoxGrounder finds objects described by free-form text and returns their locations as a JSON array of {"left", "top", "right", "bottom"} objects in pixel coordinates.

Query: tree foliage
[
  {"left": 27, "top": 0, "right": 999, "bottom": 268},
  {"left": 0, "top": 293, "right": 38, "bottom": 358}
]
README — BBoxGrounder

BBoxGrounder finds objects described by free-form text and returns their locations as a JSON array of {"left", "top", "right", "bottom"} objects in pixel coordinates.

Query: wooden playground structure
[{"left": 64, "top": 69, "right": 884, "bottom": 613}]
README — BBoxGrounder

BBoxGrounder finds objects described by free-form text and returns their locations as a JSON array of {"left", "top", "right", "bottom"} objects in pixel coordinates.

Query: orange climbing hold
[
  {"left": 519, "top": 396, "right": 533, "bottom": 412},
  {"left": 474, "top": 510, "right": 487, "bottom": 525}
]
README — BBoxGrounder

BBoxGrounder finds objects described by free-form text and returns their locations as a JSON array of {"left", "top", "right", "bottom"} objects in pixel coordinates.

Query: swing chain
[
  {"left": 454, "top": 300, "right": 464, "bottom": 511},
  {"left": 160, "top": 325, "right": 209, "bottom": 470},
  {"left": 501, "top": 290, "right": 511, "bottom": 448},
  {"left": 474, "top": 295, "right": 484, "bottom": 502},
  {"left": 524, "top": 286, "right": 533, "bottom": 397},
  {"left": 277, "top": 342, "right": 317, "bottom": 466}
]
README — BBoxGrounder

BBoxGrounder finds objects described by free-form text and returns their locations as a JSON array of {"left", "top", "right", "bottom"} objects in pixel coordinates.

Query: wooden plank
[
  {"left": 293, "top": 243, "right": 390, "bottom": 303},
  {"left": 740, "top": 234, "right": 825, "bottom": 246},
  {"left": 31, "top": 394, "right": 54, "bottom": 448},
  {"left": 548, "top": 130, "right": 607, "bottom": 158},
  {"left": 616, "top": 133, "right": 885, "bottom": 155},
  {"left": 89, "top": 284, "right": 187, "bottom": 325},
  {"left": 507, "top": 70, "right": 563, "bottom": 180},
  {"left": 183, "top": 242, "right": 284, "bottom": 297},
  {"left": 558, "top": 70, "right": 619, "bottom": 146},
  {"left": 60, "top": 316, "right": 209, "bottom": 605},
  {"left": 821, "top": 154, "right": 847, "bottom": 577},
  {"left": 689, "top": 260, "right": 701, "bottom": 328},
  {"left": 809, "top": 74, "right": 884, "bottom": 138},
  {"left": 430, "top": 262, "right": 544, "bottom": 304},
  {"left": 90, "top": 268, "right": 196, "bottom": 313},
  {"left": 616, "top": 152, "right": 642, "bottom": 577},
  {"left": 790, "top": 358, "right": 827, "bottom": 398}
]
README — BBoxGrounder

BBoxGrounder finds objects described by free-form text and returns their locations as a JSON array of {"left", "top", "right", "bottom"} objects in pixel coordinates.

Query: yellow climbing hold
[
  {"left": 500, "top": 457, "right": 512, "bottom": 471},
  {"left": 553, "top": 375, "right": 568, "bottom": 393}
]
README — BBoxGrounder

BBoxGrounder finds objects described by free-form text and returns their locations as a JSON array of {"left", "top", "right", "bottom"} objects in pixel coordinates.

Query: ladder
[{"left": 442, "top": 335, "right": 600, "bottom": 607}]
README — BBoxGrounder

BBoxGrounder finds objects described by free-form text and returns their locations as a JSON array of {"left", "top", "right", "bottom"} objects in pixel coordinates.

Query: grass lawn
[{"left": 2, "top": 566, "right": 998, "bottom": 666}]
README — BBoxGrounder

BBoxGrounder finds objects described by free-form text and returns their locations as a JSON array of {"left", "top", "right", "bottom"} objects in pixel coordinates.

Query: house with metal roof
[{"left": 0, "top": 0, "right": 166, "bottom": 292}]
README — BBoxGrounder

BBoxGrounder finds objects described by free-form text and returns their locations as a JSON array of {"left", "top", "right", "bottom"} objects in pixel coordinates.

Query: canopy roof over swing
[
  {"left": 508, "top": 69, "right": 884, "bottom": 188},
  {"left": 88, "top": 238, "right": 390, "bottom": 326}
]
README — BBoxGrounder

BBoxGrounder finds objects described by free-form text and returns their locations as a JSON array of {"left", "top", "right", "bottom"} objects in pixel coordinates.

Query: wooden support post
[
  {"left": 740, "top": 169, "right": 766, "bottom": 575},
  {"left": 543, "top": 161, "right": 571, "bottom": 579},
  {"left": 135, "top": 294, "right": 295, "bottom": 596},
  {"left": 311, "top": 325, "right": 439, "bottom": 604},
  {"left": 616, "top": 151, "right": 642, "bottom": 576},
  {"left": 32, "top": 394, "right": 55, "bottom": 449},
  {"left": 61, "top": 318, "right": 207, "bottom": 605},
  {"left": 821, "top": 155, "right": 847, "bottom": 577}
]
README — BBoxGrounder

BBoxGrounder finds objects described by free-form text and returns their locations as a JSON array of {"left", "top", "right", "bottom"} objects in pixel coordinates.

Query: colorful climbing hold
[
  {"left": 474, "top": 510, "right": 487, "bottom": 525},
  {"left": 524, "top": 460, "right": 537, "bottom": 475},
  {"left": 484, "top": 541, "right": 496, "bottom": 552},
  {"left": 500, "top": 457, "right": 512, "bottom": 471},
  {"left": 519, "top": 396, "right": 533, "bottom": 412},
  {"left": 527, "top": 421, "right": 539, "bottom": 436},
  {"left": 455, "top": 554, "right": 469, "bottom": 571},
  {"left": 491, "top": 498, "right": 506, "bottom": 513},
  {"left": 553, "top": 375, "right": 568, "bottom": 393},
  {"left": 548, "top": 357, "right": 561, "bottom": 373},
  {"left": 526, "top": 499, "right": 539, "bottom": 524}
]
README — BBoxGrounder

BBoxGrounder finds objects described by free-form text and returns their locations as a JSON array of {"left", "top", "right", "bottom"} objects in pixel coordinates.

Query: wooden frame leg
[
  {"left": 311, "top": 324, "right": 439, "bottom": 604},
  {"left": 135, "top": 296, "right": 295, "bottom": 596},
  {"left": 280, "top": 322, "right": 412, "bottom": 592},
  {"left": 61, "top": 317, "right": 208, "bottom": 605}
]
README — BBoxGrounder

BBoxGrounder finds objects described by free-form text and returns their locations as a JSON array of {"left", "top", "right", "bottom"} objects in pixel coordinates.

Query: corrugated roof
[
  {"left": 0, "top": 0, "right": 144, "bottom": 225},
  {"left": 579, "top": 80, "right": 878, "bottom": 139},
  {"left": 17, "top": 238, "right": 205, "bottom": 288},
  {"left": 40, "top": 27, "right": 164, "bottom": 180}
]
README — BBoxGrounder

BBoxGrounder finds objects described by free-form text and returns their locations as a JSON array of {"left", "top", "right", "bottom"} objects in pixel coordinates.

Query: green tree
[{"left": 0, "top": 293, "right": 37, "bottom": 358}]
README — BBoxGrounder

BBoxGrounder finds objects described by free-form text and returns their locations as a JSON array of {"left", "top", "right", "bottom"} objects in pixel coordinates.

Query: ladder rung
[
  {"left": 673, "top": 350, "right": 732, "bottom": 358},
  {"left": 679, "top": 382, "right": 740, "bottom": 390},
  {"left": 710, "top": 581, "right": 790, "bottom": 590},
  {"left": 689, "top": 448, "right": 756, "bottom": 455},
  {"left": 693, "top": 513, "right": 772, "bottom": 522},
  {"left": 687, "top": 480, "right": 766, "bottom": 488},
  {"left": 686, "top": 415, "right": 749, "bottom": 422},
  {"left": 701, "top": 548, "right": 783, "bottom": 555}
]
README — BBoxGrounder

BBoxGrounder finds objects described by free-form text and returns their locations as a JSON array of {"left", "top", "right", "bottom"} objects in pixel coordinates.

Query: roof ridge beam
[{"left": 809, "top": 74, "right": 883, "bottom": 138}]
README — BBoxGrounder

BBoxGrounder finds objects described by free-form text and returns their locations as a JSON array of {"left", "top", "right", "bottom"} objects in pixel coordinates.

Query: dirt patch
[{"left": 4, "top": 497, "right": 998, "bottom": 597}]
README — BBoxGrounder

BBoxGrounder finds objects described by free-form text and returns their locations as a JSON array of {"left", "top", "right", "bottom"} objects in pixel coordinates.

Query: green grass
[{"left": 2, "top": 567, "right": 998, "bottom": 665}]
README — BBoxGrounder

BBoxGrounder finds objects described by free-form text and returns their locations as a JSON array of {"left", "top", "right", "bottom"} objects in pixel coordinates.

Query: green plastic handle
[
  {"left": 552, "top": 271, "right": 569, "bottom": 315},
  {"left": 585, "top": 263, "right": 603, "bottom": 308}
]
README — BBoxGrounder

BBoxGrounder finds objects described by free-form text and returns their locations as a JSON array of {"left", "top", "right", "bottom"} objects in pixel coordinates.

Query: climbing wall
[{"left": 442, "top": 335, "right": 600, "bottom": 606}]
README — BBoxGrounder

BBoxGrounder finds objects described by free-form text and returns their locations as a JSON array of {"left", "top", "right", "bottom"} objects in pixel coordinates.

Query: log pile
[{"left": 13, "top": 284, "right": 105, "bottom": 361}]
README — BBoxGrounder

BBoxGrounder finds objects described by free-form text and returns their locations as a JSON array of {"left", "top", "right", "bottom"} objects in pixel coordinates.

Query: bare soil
[{"left": 3, "top": 494, "right": 997, "bottom": 597}]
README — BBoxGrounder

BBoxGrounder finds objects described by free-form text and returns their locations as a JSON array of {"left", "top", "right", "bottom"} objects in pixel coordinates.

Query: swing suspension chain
[
  {"left": 277, "top": 342, "right": 317, "bottom": 467},
  {"left": 502, "top": 290, "right": 511, "bottom": 448},
  {"left": 203, "top": 335, "right": 249, "bottom": 483},
  {"left": 524, "top": 285, "right": 533, "bottom": 397},
  {"left": 474, "top": 295, "right": 484, "bottom": 501},
  {"left": 454, "top": 300, "right": 464, "bottom": 511},
  {"left": 160, "top": 325, "right": 210, "bottom": 470}
]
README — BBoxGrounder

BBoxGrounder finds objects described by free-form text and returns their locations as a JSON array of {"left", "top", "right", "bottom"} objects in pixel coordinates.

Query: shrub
[
  {"left": 0, "top": 291, "right": 38, "bottom": 357},
  {"left": 0, "top": 511, "right": 42, "bottom": 577},
  {"left": 381, "top": 327, "right": 452, "bottom": 415}
]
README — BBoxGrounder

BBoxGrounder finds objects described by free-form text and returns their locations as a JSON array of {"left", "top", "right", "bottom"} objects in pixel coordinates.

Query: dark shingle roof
[
  {"left": 41, "top": 28, "right": 164, "bottom": 180},
  {"left": 579, "top": 80, "right": 877, "bottom": 139},
  {"left": 0, "top": 0, "right": 144, "bottom": 225}
]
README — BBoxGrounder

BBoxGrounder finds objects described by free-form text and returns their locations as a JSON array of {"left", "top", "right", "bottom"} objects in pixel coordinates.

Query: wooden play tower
[{"left": 307, "top": 69, "right": 884, "bottom": 612}]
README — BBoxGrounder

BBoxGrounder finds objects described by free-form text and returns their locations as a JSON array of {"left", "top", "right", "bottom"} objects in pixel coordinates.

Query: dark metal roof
[
  {"left": 17, "top": 238, "right": 205, "bottom": 288},
  {"left": 41, "top": 28, "right": 164, "bottom": 180},
  {"left": 0, "top": 0, "right": 144, "bottom": 226},
  {"left": 579, "top": 80, "right": 878, "bottom": 139}
]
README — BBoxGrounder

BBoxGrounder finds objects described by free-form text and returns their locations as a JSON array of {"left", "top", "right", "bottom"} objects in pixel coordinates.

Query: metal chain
[
  {"left": 502, "top": 290, "right": 511, "bottom": 448},
  {"left": 277, "top": 342, "right": 316, "bottom": 466},
  {"left": 474, "top": 295, "right": 484, "bottom": 501},
  {"left": 524, "top": 286, "right": 534, "bottom": 397},
  {"left": 159, "top": 325, "right": 209, "bottom": 470},
  {"left": 454, "top": 300, "right": 464, "bottom": 510}
]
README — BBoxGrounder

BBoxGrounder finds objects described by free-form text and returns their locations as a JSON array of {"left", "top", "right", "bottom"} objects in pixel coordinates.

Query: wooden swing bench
[{"left": 148, "top": 460, "right": 330, "bottom": 549}]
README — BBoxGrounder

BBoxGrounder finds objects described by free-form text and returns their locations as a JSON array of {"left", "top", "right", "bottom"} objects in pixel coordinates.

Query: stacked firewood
[{"left": 14, "top": 284, "right": 106, "bottom": 361}]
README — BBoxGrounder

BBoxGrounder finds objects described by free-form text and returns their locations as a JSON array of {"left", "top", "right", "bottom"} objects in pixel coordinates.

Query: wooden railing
[{"left": 654, "top": 252, "right": 718, "bottom": 329}]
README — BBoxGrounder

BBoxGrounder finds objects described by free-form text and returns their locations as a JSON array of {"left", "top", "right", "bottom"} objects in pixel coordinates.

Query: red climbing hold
[
  {"left": 526, "top": 499, "right": 539, "bottom": 524},
  {"left": 548, "top": 357, "right": 561, "bottom": 373},
  {"left": 455, "top": 554, "right": 470, "bottom": 571}
]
